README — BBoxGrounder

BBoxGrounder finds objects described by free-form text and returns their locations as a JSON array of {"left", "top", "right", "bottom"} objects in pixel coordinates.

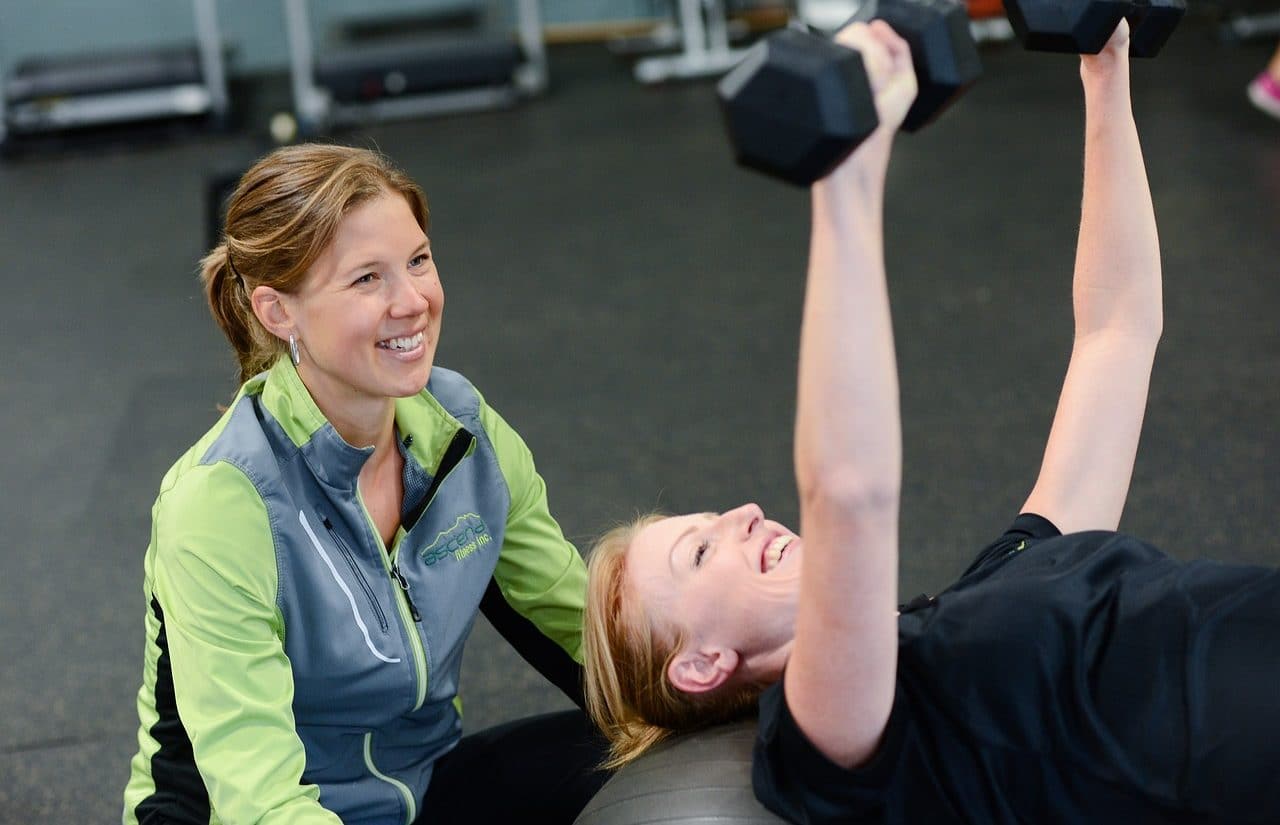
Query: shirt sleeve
[
  {"left": 478, "top": 399, "right": 588, "bottom": 665},
  {"left": 960, "top": 512, "right": 1063, "bottom": 578},
  {"left": 150, "top": 463, "right": 342, "bottom": 825},
  {"left": 752, "top": 681, "right": 910, "bottom": 825}
]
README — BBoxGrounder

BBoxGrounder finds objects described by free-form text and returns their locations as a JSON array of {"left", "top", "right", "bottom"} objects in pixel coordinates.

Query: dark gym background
[{"left": 1, "top": 10, "right": 1278, "bottom": 823}]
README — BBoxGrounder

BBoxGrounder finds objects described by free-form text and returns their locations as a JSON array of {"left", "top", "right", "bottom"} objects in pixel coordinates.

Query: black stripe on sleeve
[
  {"left": 133, "top": 597, "right": 212, "bottom": 825},
  {"left": 479, "top": 578, "right": 586, "bottom": 710}
]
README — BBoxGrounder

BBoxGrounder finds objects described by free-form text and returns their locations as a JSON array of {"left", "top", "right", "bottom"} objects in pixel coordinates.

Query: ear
[
  {"left": 251, "top": 285, "right": 295, "bottom": 342},
  {"left": 667, "top": 645, "right": 739, "bottom": 695}
]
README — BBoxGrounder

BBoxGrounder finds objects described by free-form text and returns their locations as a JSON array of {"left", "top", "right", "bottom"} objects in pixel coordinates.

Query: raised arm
[
  {"left": 783, "top": 21, "right": 916, "bottom": 770},
  {"left": 1021, "top": 22, "right": 1163, "bottom": 533}
]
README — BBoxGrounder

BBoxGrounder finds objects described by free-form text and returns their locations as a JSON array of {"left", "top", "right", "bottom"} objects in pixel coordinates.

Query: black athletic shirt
[{"left": 753, "top": 514, "right": 1280, "bottom": 824}]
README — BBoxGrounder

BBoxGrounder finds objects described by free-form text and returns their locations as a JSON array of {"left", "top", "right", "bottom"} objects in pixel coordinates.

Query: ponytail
[
  {"left": 200, "top": 143, "right": 429, "bottom": 389},
  {"left": 199, "top": 244, "right": 281, "bottom": 385}
]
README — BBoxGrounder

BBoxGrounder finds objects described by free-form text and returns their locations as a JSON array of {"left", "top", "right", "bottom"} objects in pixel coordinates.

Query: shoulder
[
  {"left": 753, "top": 681, "right": 910, "bottom": 823},
  {"left": 155, "top": 392, "right": 276, "bottom": 531},
  {"left": 419, "top": 367, "right": 542, "bottom": 490},
  {"left": 959, "top": 513, "right": 1062, "bottom": 579},
  {"left": 158, "top": 458, "right": 267, "bottom": 522},
  {"left": 151, "top": 451, "right": 277, "bottom": 604},
  {"left": 425, "top": 366, "right": 482, "bottom": 418}
]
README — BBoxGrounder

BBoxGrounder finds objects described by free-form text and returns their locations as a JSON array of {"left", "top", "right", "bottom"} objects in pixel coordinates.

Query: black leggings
[{"left": 416, "top": 709, "right": 611, "bottom": 824}]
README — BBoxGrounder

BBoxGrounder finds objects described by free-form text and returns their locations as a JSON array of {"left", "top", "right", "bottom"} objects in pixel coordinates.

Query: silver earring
[{"left": 289, "top": 334, "right": 301, "bottom": 366}]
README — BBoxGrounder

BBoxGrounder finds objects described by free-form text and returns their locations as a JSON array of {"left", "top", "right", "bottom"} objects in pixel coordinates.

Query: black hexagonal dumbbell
[
  {"left": 1003, "top": 0, "right": 1186, "bottom": 57},
  {"left": 716, "top": 0, "right": 981, "bottom": 187}
]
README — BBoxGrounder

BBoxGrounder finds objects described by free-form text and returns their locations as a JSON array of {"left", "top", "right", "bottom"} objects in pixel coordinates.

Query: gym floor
[{"left": 1, "top": 14, "right": 1277, "bottom": 821}]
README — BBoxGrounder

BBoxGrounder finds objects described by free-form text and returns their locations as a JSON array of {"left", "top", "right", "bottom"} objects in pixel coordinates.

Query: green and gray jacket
[{"left": 123, "top": 358, "right": 588, "bottom": 825}]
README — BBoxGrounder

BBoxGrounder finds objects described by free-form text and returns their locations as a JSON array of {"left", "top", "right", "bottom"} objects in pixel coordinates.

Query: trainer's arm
[
  {"left": 1022, "top": 23, "right": 1163, "bottom": 533},
  {"left": 785, "top": 21, "right": 914, "bottom": 770}
]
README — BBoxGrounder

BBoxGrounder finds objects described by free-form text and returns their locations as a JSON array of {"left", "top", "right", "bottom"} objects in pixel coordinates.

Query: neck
[
  {"left": 328, "top": 401, "right": 396, "bottom": 451},
  {"left": 297, "top": 364, "right": 397, "bottom": 450},
  {"left": 359, "top": 424, "right": 404, "bottom": 489},
  {"left": 738, "top": 640, "right": 793, "bottom": 687}
]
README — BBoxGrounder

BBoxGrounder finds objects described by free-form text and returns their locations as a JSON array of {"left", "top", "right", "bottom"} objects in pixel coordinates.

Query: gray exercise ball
[{"left": 575, "top": 721, "right": 786, "bottom": 825}]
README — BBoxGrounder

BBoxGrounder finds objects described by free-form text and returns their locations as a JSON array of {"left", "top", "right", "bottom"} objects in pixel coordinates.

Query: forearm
[
  {"left": 1073, "top": 55, "right": 1163, "bottom": 340},
  {"left": 1017, "top": 43, "right": 1164, "bottom": 533},
  {"left": 786, "top": 141, "right": 903, "bottom": 768},
  {"left": 794, "top": 140, "right": 902, "bottom": 501}
]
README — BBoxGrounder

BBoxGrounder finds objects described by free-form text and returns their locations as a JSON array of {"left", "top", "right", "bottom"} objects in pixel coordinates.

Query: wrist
[
  {"left": 1080, "top": 52, "right": 1130, "bottom": 89},
  {"left": 812, "top": 163, "right": 885, "bottom": 227},
  {"left": 821, "top": 133, "right": 891, "bottom": 189},
  {"left": 1081, "top": 62, "right": 1132, "bottom": 112}
]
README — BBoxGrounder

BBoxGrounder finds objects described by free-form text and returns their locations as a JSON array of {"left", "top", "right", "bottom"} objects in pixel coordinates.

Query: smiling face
[
  {"left": 624, "top": 503, "right": 802, "bottom": 694},
  {"left": 276, "top": 190, "right": 444, "bottom": 428}
]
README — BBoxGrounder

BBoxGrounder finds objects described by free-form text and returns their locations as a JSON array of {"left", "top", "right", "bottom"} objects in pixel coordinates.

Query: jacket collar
[{"left": 257, "top": 357, "right": 466, "bottom": 491}]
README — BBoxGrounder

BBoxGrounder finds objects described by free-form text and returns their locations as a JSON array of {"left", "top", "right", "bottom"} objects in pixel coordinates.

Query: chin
[
  {"left": 387, "top": 375, "right": 431, "bottom": 398},
  {"left": 383, "top": 360, "right": 434, "bottom": 397}
]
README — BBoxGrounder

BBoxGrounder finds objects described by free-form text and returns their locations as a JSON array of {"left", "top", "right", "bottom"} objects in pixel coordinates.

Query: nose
[
  {"left": 389, "top": 272, "right": 431, "bottom": 317},
  {"left": 718, "top": 503, "right": 763, "bottom": 539}
]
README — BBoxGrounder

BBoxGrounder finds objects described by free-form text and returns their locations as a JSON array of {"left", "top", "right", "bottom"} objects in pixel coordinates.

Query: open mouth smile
[
  {"left": 377, "top": 331, "right": 425, "bottom": 354},
  {"left": 762, "top": 534, "right": 794, "bottom": 573}
]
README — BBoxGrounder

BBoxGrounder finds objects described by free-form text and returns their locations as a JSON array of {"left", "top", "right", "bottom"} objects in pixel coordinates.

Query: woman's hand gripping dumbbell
[{"left": 716, "top": 0, "right": 981, "bottom": 186}]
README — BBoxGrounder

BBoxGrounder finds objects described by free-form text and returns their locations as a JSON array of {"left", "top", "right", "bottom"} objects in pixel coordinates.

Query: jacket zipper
[
  {"left": 359, "top": 490, "right": 430, "bottom": 712},
  {"left": 402, "top": 428, "right": 475, "bottom": 531},
  {"left": 357, "top": 426, "right": 477, "bottom": 712},
  {"left": 390, "top": 428, "right": 474, "bottom": 626},
  {"left": 323, "top": 516, "right": 389, "bottom": 632},
  {"left": 389, "top": 566, "right": 420, "bottom": 622}
]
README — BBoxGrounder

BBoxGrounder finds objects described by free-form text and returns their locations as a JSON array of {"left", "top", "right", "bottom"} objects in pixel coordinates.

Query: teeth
[
  {"left": 380, "top": 332, "right": 424, "bottom": 351},
  {"left": 763, "top": 534, "right": 793, "bottom": 572}
]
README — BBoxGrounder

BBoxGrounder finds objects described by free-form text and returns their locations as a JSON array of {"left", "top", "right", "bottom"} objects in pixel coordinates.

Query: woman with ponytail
[{"left": 123, "top": 144, "right": 606, "bottom": 825}]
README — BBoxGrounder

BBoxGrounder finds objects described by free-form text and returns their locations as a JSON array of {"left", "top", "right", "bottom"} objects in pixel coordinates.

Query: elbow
[
  {"left": 1138, "top": 293, "right": 1164, "bottom": 343},
  {"left": 1078, "top": 307, "right": 1162, "bottom": 350},
  {"left": 797, "top": 466, "right": 900, "bottom": 520},
  {"left": 1075, "top": 267, "right": 1164, "bottom": 343},
  {"left": 1127, "top": 312, "right": 1163, "bottom": 349}
]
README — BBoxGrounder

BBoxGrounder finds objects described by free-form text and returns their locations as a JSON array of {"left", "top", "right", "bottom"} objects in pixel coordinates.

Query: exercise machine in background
[
  {"left": 0, "top": 0, "right": 228, "bottom": 154},
  {"left": 1219, "top": 3, "right": 1280, "bottom": 40},
  {"left": 626, "top": 0, "right": 755, "bottom": 83},
  {"left": 280, "top": 0, "right": 548, "bottom": 137},
  {"left": 620, "top": 0, "right": 1015, "bottom": 86},
  {"left": 800, "top": 0, "right": 1015, "bottom": 43}
]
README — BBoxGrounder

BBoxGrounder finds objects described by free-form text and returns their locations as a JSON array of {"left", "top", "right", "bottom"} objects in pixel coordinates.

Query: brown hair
[
  {"left": 582, "top": 514, "right": 766, "bottom": 769},
  {"left": 200, "top": 144, "right": 429, "bottom": 384}
]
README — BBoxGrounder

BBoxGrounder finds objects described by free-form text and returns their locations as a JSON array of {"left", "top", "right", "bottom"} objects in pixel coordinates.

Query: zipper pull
[{"left": 391, "top": 567, "right": 421, "bottom": 622}]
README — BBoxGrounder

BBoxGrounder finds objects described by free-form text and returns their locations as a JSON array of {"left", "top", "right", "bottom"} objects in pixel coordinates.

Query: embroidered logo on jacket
[{"left": 419, "top": 513, "right": 492, "bottom": 565}]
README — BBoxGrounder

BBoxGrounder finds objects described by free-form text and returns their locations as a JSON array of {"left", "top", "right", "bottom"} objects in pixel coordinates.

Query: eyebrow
[
  {"left": 343, "top": 241, "right": 429, "bottom": 277},
  {"left": 667, "top": 524, "right": 697, "bottom": 576},
  {"left": 666, "top": 513, "right": 716, "bottom": 576}
]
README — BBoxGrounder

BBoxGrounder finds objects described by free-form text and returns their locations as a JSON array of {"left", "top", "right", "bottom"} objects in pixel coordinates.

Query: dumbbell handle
[
  {"left": 840, "top": 0, "right": 980, "bottom": 132},
  {"left": 785, "top": 0, "right": 980, "bottom": 133}
]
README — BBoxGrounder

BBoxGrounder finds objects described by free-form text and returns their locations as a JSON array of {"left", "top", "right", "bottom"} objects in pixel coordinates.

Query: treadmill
[
  {"left": 0, "top": 0, "right": 228, "bottom": 151},
  {"left": 282, "top": 0, "right": 548, "bottom": 134}
]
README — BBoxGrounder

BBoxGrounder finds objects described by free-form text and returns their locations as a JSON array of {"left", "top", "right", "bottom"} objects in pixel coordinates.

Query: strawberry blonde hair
[{"left": 582, "top": 514, "right": 766, "bottom": 769}]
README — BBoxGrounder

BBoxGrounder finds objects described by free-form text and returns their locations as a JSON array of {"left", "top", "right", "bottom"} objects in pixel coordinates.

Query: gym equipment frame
[
  {"left": 0, "top": 0, "right": 228, "bottom": 149},
  {"left": 282, "top": 0, "right": 548, "bottom": 133}
]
